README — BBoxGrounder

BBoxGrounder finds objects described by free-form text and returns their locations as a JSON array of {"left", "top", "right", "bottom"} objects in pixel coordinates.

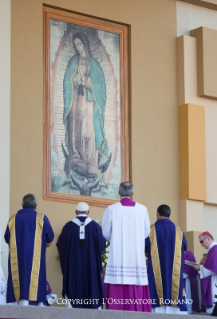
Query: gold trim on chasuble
[
  {"left": 29, "top": 213, "right": 44, "bottom": 301},
  {"left": 171, "top": 226, "right": 183, "bottom": 305},
  {"left": 150, "top": 224, "right": 163, "bottom": 305},
  {"left": 150, "top": 224, "right": 183, "bottom": 306},
  {"left": 9, "top": 214, "right": 20, "bottom": 301}
]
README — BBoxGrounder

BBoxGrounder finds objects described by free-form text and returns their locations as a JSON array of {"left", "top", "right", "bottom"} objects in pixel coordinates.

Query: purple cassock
[
  {"left": 46, "top": 281, "right": 52, "bottom": 306},
  {"left": 200, "top": 245, "right": 217, "bottom": 309},
  {"left": 101, "top": 274, "right": 108, "bottom": 301},
  {"left": 119, "top": 197, "right": 136, "bottom": 207},
  {"left": 56, "top": 217, "right": 106, "bottom": 309},
  {"left": 182, "top": 250, "right": 200, "bottom": 312}
]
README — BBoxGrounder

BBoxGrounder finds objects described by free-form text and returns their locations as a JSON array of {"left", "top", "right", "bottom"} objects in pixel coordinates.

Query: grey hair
[
  {"left": 76, "top": 210, "right": 89, "bottom": 215},
  {"left": 22, "top": 194, "right": 37, "bottom": 208},
  {"left": 119, "top": 181, "right": 134, "bottom": 197},
  {"left": 199, "top": 233, "right": 214, "bottom": 240}
]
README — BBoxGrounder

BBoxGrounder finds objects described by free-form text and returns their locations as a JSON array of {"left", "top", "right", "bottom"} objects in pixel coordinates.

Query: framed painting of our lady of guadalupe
[{"left": 43, "top": 6, "right": 129, "bottom": 207}]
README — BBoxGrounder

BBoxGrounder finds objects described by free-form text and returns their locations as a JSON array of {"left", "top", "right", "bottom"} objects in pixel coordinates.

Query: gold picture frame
[{"left": 43, "top": 6, "right": 129, "bottom": 207}]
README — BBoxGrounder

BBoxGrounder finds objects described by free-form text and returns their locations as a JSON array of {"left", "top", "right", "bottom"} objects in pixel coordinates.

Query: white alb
[{"left": 102, "top": 201, "right": 150, "bottom": 285}]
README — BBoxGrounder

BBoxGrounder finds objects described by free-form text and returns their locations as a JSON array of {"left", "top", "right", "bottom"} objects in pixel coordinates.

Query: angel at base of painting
[{"left": 62, "top": 32, "right": 111, "bottom": 184}]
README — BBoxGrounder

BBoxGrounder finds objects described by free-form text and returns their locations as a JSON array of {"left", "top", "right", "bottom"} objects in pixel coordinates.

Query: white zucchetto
[{"left": 76, "top": 202, "right": 89, "bottom": 212}]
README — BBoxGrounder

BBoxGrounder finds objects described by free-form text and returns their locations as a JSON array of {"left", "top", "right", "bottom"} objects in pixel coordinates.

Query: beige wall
[
  {"left": 177, "top": 4, "right": 217, "bottom": 205},
  {"left": 190, "top": 27, "right": 217, "bottom": 99},
  {"left": 11, "top": 0, "right": 179, "bottom": 296},
  {"left": 176, "top": 1, "right": 217, "bottom": 258},
  {"left": 185, "top": 231, "right": 206, "bottom": 263},
  {"left": 204, "top": 204, "right": 217, "bottom": 240},
  {"left": 180, "top": 200, "right": 204, "bottom": 232},
  {"left": 0, "top": 0, "right": 10, "bottom": 277},
  {"left": 178, "top": 103, "right": 206, "bottom": 202},
  {"left": 179, "top": 0, "right": 217, "bottom": 10},
  {"left": 177, "top": 0, "right": 217, "bottom": 37},
  {"left": 176, "top": 34, "right": 217, "bottom": 205}
]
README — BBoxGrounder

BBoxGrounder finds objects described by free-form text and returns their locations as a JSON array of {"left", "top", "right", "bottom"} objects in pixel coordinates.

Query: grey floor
[{"left": 0, "top": 305, "right": 212, "bottom": 319}]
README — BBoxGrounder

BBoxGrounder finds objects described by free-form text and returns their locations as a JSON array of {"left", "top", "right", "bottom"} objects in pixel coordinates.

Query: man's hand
[{"left": 193, "top": 264, "right": 200, "bottom": 271}]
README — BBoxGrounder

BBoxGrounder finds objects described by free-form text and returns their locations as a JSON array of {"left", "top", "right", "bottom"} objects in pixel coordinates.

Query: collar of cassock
[
  {"left": 76, "top": 214, "right": 89, "bottom": 217},
  {"left": 72, "top": 215, "right": 92, "bottom": 240}
]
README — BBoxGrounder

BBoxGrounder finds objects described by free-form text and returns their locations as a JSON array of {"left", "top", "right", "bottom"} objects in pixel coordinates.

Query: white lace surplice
[{"left": 102, "top": 201, "right": 150, "bottom": 285}]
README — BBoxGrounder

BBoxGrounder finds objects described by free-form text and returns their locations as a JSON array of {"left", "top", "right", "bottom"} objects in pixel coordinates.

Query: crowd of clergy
[{"left": 1, "top": 182, "right": 217, "bottom": 316}]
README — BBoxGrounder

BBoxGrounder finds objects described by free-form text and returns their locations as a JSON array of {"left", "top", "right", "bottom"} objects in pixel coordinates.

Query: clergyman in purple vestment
[
  {"left": 145, "top": 204, "right": 188, "bottom": 315},
  {"left": 4, "top": 194, "right": 54, "bottom": 306},
  {"left": 194, "top": 231, "right": 217, "bottom": 314},
  {"left": 102, "top": 182, "right": 151, "bottom": 312},
  {"left": 183, "top": 250, "right": 200, "bottom": 313},
  {"left": 57, "top": 202, "right": 105, "bottom": 309}
]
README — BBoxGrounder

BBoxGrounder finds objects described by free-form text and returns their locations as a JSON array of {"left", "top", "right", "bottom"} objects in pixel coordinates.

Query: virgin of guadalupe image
[{"left": 62, "top": 32, "right": 112, "bottom": 194}]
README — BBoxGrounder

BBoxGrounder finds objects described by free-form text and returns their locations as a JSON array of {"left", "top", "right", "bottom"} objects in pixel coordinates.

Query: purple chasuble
[
  {"left": 120, "top": 197, "right": 135, "bottom": 206},
  {"left": 29, "top": 280, "right": 52, "bottom": 306},
  {"left": 201, "top": 245, "right": 217, "bottom": 309},
  {"left": 4, "top": 208, "right": 54, "bottom": 304},
  {"left": 183, "top": 251, "right": 198, "bottom": 279},
  {"left": 56, "top": 218, "right": 105, "bottom": 309},
  {"left": 183, "top": 250, "right": 200, "bottom": 312}
]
